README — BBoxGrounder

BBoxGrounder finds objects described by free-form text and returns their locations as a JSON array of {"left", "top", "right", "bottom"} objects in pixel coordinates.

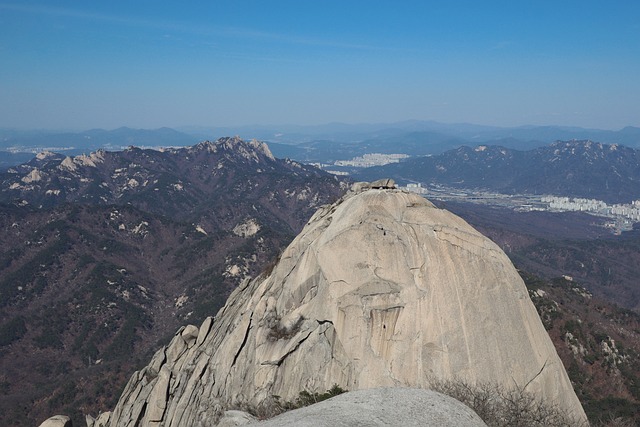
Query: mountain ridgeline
[
  {"left": 355, "top": 140, "right": 640, "bottom": 204},
  {"left": 0, "top": 137, "right": 345, "bottom": 426},
  {"left": 0, "top": 127, "right": 199, "bottom": 153},
  {"left": 0, "top": 137, "right": 344, "bottom": 232}
]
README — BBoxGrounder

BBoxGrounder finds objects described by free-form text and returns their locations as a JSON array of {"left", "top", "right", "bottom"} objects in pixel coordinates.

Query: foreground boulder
[
  {"left": 39, "top": 415, "right": 72, "bottom": 427},
  {"left": 95, "top": 185, "right": 587, "bottom": 426},
  {"left": 249, "top": 388, "right": 487, "bottom": 426}
]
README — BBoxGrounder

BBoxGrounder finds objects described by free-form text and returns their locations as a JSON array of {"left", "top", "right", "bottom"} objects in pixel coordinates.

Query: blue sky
[{"left": 1, "top": 1, "right": 638, "bottom": 130}]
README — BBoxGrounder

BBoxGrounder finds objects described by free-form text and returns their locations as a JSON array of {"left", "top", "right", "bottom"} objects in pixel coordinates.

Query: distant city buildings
[
  {"left": 310, "top": 152, "right": 640, "bottom": 234},
  {"left": 397, "top": 183, "right": 640, "bottom": 234},
  {"left": 334, "top": 153, "right": 409, "bottom": 168},
  {"left": 404, "top": 183, "right": 428, "bottom": 194},
  {"left": 542, "top": 196, "right": 640, "bottom": 221}
]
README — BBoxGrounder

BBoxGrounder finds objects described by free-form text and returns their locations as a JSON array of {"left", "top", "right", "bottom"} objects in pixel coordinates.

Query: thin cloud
[
  {"left": 490, "top": 41, "right": 515, "bottom": 51},
  {"left": 0, "top": 2, "right": 387, "bottom": 52}
]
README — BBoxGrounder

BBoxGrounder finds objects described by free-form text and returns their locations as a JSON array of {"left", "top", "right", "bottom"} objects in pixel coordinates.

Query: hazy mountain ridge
[
  {"left": 179, "top": 121, "right": 640, "bottom": 147},
  {"left": 356, "top": 140, "right": 640, "bottom": 204},
  {"left": 3, "top": 122, "right": 639, "bottom": 169},
  {"left": 0, "top": 137, "right": 345, "bottom": 426},
  {"left": 267, "top": 131, "right": 468, "bottom": 164},
  {"left": 0, "top": 127, "right": 199, "bottom": 152}
]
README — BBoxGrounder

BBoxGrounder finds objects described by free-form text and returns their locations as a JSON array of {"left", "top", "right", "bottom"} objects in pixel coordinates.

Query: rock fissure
[
  {"left": 133, "top": 402, "right": 147, "bottom": 426},
  {"left": 278, "top": 258, "right": 301, "bottom": 287},
  {"left": 231, "top": 315, "right": 253, "bottom": 368},
  {"left": 316, "top": 319, "right": 334, "bottom": 326},
  {"left": 522, "top": 358, "right": 549, "bottom": 392},
  {"left": 432, "top": 227, "right": 502, "bottom": 258},
  {"left": 275, "top": 329, "right": 314, "bottom": 367}
]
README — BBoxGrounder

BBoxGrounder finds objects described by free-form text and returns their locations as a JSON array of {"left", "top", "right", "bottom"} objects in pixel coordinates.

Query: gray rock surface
[
  {"left": 39, "top": 414, "right": 72, "bottom": 427},
  {"left": 99, "top": 187, "right": 588, "bottom": 426},
  {"left": 217, "top": 410, "right": 257, "bottom": 427},
  {"left": 89, "top": 411, "right": 111, "bottom": 427},
  {"left": 249, "top": 388, "right": 487, "bottom": 427},
  {"left": 370, "top": 178, "right": 396, "bottom": 189}
]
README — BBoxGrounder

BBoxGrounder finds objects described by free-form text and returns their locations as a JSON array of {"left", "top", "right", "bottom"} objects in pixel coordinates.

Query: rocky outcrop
[
  {"left": 39, "top": 415, "right": 72, "bottom": 427},
  {"left": 248, "top": 388, "right": 487, "bottom": 426},
  {"left": 98, "top": 185, "right": 587, "bottom": 426}
]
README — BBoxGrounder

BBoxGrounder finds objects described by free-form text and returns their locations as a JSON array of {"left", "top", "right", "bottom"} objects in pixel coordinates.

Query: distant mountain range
[
  {"left": 178, "top": 121, "right": 640, "bottom": 148},
  {"left": 355, "top": 140, "right": 640, "bottom": 204},
  {"left": 2, "top": 121, "right": 639, "bottom": 169},
  {"left": 0, "top": 137, "right": 344, "bottom": 426},
  {"left": 0, "top": 127, "right": 199, "bottom": 153}
]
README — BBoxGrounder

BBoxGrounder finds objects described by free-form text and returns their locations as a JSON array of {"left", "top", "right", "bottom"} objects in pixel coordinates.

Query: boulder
[
  {"left": 249, "top": 388, "right": 487, "bottom": 427},
  {"left": 39, "top": 415, "right": 72, "bottom": 427},
  {"left": 350, "top": 181, "right": 371, "bottom": 193},
  {"left": 370, "top": 178, "right": 396, "bottom": 189}
]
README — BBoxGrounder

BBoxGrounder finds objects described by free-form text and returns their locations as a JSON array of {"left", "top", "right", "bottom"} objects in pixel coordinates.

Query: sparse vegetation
[
  {"left": 519, "top": 272, "right": 640, "bottom": 426},
  {"left": 0, "top": 316, "right": 26, "bottom": 346},
  {"left": 0, "top": 144, "right": 343, "bottom": 426},
  {"left": 429, "top": 378, "right": 585, "bottom": 427},
  {"left": 267, "top": 315, "right": 304, "bottom": 341},
  {"left": 261, "top": 251, "right": 283, "bottom": 278},
  {"left": 234, "top": 384, "right": 347, "bottom": 421}
]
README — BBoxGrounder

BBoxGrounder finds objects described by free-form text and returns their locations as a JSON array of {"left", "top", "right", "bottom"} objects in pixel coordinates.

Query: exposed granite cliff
[{"left": 91, "top": 184, "right": 587, "bottom": 426}]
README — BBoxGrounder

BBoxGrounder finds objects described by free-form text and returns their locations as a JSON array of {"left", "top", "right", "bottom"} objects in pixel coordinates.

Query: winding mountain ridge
[
  {"left": 0, "top": 137, "right": 345, "bottom": 426},
  {"left": 355, "top": 140, "right": 640, "bottom": 203},
  {"left": 0, "top": 137, "right": 341, "bottom": 232}
]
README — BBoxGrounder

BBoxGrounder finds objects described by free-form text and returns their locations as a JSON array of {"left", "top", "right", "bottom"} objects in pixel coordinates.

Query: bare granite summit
[
  {"left": 91, "top": 184, "right": 587, "bottom": 426},
  {"left": 248, "top": 388, "right": 487, "bottom": 427}
]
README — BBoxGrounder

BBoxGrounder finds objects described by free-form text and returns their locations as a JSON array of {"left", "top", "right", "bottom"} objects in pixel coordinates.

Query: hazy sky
[{"left": 1, "top": 1, "right": 639, "bottom": 130}]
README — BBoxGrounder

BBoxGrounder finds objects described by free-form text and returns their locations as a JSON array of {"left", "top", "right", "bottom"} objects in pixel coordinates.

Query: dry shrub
[
  {"left": 234, "top": 384, "right": 347, "bottom": 420},
  {"left": 428, "top": 378, "right": 587, "bottom": 427}
]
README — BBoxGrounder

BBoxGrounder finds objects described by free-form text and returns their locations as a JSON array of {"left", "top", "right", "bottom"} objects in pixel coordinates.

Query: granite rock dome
[{"left": 94, "top": 185, "right": 587, "bottom": 426}]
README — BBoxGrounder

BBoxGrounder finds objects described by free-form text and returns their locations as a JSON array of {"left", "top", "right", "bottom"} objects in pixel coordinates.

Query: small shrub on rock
[{"left": 428, "top": 378, "right": 586, "bottom": 427}]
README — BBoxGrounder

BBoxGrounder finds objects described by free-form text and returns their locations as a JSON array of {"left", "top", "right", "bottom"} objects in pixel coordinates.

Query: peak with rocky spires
[
  {"left": 1, "top": 138, "right": 346, "bottom": 426},
  {"left": 90, "top": 183, "right": 587, "bottom": 426},
  {"left": 0, "top": 137, "right": 334, "bottom": 229},
  {"left": 190, "top": 136, "right": 275, "bottom": 161}
]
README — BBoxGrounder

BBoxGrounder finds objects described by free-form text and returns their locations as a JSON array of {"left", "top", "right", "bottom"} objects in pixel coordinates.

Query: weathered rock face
[{"left": 99, "top": 187, "right": 587, "bottom": 426}]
